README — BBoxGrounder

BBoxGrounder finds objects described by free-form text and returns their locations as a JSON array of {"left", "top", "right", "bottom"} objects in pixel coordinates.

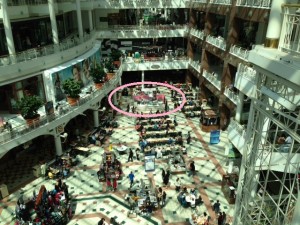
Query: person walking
[
  {"left": 217, "top": 212, "right": 224, "bottom": 225},
  {"left": 128, "top": 171, "right": 135, "bottom": 188},
  {"left": 213, "top": 200, "right": 221, "bottom": 214},
  {"left": 135, "top": 148, "right": 140, "bottom": 161},
  {"left": 222, "top": 211, "right": 227, "bottom": 225},
  {"left": 161, "top": 169, "right": 166, "bottom": 181},
  {"left": 186, "top": 131, "right": 191, "bottom": 144},
  {"left": 188, "top": 161, "right": 196, "bottom": 176},
  {"left": 128, "top": 148, "right": 134, "bottom": 162}
]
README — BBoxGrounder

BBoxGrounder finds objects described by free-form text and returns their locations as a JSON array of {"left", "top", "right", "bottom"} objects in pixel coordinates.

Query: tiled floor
[{"left": 0, "top": 87, "right": 235, "bottom": 225}]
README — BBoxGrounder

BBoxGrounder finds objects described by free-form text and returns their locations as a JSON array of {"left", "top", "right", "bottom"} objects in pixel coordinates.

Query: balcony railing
[
  {"left": 190, "top": 28, "right": 205, "bottom": 40},
  {"left": 0, "top": 69, "right": 121, "bottom": 145},
  {"left": 279, "top": 6, "right": 300, "bottom": 55},
  {"left": 189, "top": 59, "right": 202, "bottom": 73},
  {"left": 228, "top": 118, "right": 246, "bottom": 138},
  {"left": 236, "top": 63, "right": 257, "bottom": 83},
  {"left": 209, "top": 0, "right": 232, "bottom": 5},
  {"left": 6, "top": 0, "right": 73, "bottom": 6},
  {"left": 0, "top": 31, "right": 95, "bottom": 67},
  {"left": 191, "top": 0, "right": 207, "bottom": 2},
  {"left": 206, "top": 35, "right": 226, "bottom": 50},
  {"left": 97, "top": 24, "right": 188, "bottom": 39},
  {"left": 229, "top": 45, "right": 249, "bottom": 61},
  {"left": 224, "top": 87, "right": 240, "bottom": 105},
  {"left": 235, "top": 0, "right": 271, "bottom": 8},
  {"left": 203, "top": 70, "right": 221, "bottom": 90}
]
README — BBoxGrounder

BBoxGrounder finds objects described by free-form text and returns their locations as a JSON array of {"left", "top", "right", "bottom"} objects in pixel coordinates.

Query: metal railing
[
  {"left": 209, "top": 0, "right": 232, "bottom": 5},
  {"left": 228, "top": 118, "right": 246, "bottom": 138},
  {"left": 206, "top": 35, "right": 226, "bottom": 50},
  {"left": 189, "top": 59, "right": 201, "bottom": 73},
  {"left": 279, "top": 6, "right": 300, "bottom": 55},
  {"left": 229, "top": 45, "right": 249, "bottom": 61},
  {"left": 224, "top": 87, "right": 240, "bottom": 105},
  {"left": 98, "top": 24, "right": 187, "bottom": 31},
  {"left": 0, "top": 31, "right": 95, "bottom": 67},
  {"left": 190, "top": 28, "right": 205, "bottom": 40},
  {"left": 6, "top": 0, "right": 73, "bottom": 6},
  {"left": 235, "top": 0, "right": 272, "bottom": 8},
  {"left": 203, "top": 70, "right": 221, "bottom": 90},
  {"left": 236, "top": 63, "right": 257, "bottom": 83},
  {"left": 0, "top": 69, "right": 121, "bottom": 145}
]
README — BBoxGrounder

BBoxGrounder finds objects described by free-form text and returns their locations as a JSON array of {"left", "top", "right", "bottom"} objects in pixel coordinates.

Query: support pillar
[
  {"left": 235, "top": 92, "right": 245, "bottom": 123},
  {"left": 93, "top": 110, "right": 99, "bottom": 127},
  {"left": 54, "top": 134, "right": 63, "bottom": 156},
  {"left": 141, "top": 71, "right": 145, "bottom": 90},
  {"left": 48, "top": 0, "right": 59, "bottom": 50},
  {"left": 75, "top": 0, "right": 84, "bottom": 42},
  {"left": 113, "top": 92, "right": 117, "bottom": 105},
  {"left": 265, "top": 0, "right": 286, "bottom": 48},
  {"left": 88, "top": 10, "right": 93, "bottom": 32},
  {"left": 1, "top": 0, "right": 16, "bottom": 63}
]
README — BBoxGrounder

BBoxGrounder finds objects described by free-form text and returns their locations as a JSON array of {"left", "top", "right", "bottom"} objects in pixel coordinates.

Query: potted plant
[
  {"left": 16, "top": 95, "right": 44, "bottom": 125},
  {"left": 110, "top": 49, "right": 122, "bottom": 68},
  {"left": 90, "top": 64, "right": 106, "bottom": 89},
  {"left": 62, "top": 78, "right": 82, "bottom": 106},
  {"left": 104, "top": 57, "right": 115, "bottom": 80}
]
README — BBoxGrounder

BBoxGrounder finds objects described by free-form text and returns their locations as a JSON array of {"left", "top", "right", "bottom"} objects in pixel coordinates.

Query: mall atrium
[{"left": 0, "top": 0, "right": 299, "bottom": 225}]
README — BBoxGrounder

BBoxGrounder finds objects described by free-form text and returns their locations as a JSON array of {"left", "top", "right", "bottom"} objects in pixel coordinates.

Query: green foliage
[
  {"left": 104, "top": 57, "right": 114, "bottom": 73},
  {"left": 109, "top": 49, "right": 122, "bottom": 61},
  {"left": 62, "top": 78, "right": 82, "bottom": 98},
  {"left": 16, "top": 95, "right": 43, "bottom": 119},
  {"left": 90, "top": 64, "right": 106, "bottom": 83}
]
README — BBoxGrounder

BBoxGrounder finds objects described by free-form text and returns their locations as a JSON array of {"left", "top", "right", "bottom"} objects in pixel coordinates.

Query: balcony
[
  {"left": 122, "top": 56, "right": 189, "bottom": 71},
  {"left": 227, "top": 118, "right": 246, "bottom": 153},
  {"left": 0, "top": 69, "right": 122, "bottom": 153},
  {"left": 229, "top": 45, "right": 249, "bottom": 61},
  {"left": 189, "top": 59, "right": 202, "bottom": 73},
  {"left": 0, "top": 31, "right": 95, "bottom": 67},
  {"left": 235, "top": 0, "right": 271, "bottom": 8},
  {"left": 209, "top": 0, "right": 232, "bottom": 5},
  {"left": 206, "top": 35, "right": 226, "bottom": 50},
  {"left": 97, "top": 25, "right": 188, "bottom": 39},
  {"left": 203, "top": 70, "right": 221, "bottom": 90},
  {"left": 224, "top": 87, "right": 240, "bottom": 105},
  {"left": 234, "top": 63, "right": 257, "bottom": 98},
  {"left": 279, "top": 6, "right": 300, "bottom": 55},
  {"left": 96, "top": 0, "right": 188, "bottom": 8},
  {"left": 190, "top": 28, "right": 205, "bottom": 40}
]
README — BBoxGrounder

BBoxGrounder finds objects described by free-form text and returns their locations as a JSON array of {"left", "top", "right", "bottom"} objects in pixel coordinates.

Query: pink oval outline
[{"left": 108, "top": 81, "right": 186, "bottom": 118}]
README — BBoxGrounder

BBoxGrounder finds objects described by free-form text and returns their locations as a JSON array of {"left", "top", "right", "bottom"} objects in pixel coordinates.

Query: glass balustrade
[
  {"left": 229, "top": 45, "right": 249, "bottom": 61},
  {"left": 235, "top": 0, "right": 271, "bottom": 8}
]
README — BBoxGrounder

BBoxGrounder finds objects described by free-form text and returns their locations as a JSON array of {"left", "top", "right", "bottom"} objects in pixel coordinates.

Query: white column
[
  {"left": 1, "top": 0, "right": 16, "bottom": 63},
  {"left": 88, "top": 10, "right": 93, "bottom": 32},
  {"left": 141, "top": 71, "right": 145, "bottom": 90},
  {"left": 265, "top": 0, "right": 286, "bottom": 48},
  {"left": 54, "top": 134, "right": 63, "bottom": 156},
  {"left": 93, "top": 110, "right": 99, "bottom": 127},
  {"left": 235, "top": 92, "right": 245, "bottom": 122},
  {"left": 48, "top": 0, "right": 59, "bottom": 46},
  {"left": 75, "top": 0, "right": 84, "bottom": 42}
]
